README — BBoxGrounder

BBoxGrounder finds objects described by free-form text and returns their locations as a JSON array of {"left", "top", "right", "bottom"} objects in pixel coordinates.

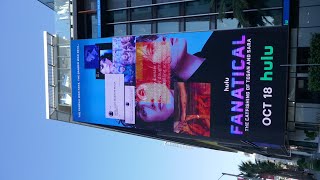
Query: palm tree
[
  {"left": 210, "top": 0, "right": 272, "bottom": 27},
  {"left": 239, "top": 160, "right": 315, "bottom": 180}
]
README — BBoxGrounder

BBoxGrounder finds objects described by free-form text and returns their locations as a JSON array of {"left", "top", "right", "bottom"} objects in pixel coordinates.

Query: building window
[
  {"left": 89, "top": 0, "right": 97, "bottom": 10},
  {"left": 185, "top": 0, "right": 212, "bottom": 15},
  {"left": 131, "top": 0, "right": 152, "bottom": 6},
  {"left": 299, "top": 0, "right": 320, "bottom": 7},
  {"left": 262, "top": 10, "right": 282, "bottom": 26},
  {"left": 245, "top": 10, "right": 282, "bottom": 27},
  {"left": 298, "top": 27, "right": 320, "bottom": 47},
  {"left": 249, "top": 0, "right": 282, "bottom": 9},
  {"left": 156, "top": 0, "right": 179, "bottom": 3},
  {"left": 216, "top": 9, "right": 282, "bottom": 30},
  {"left": 131, "top": 7, "right": 152, "bottom": 20},
  {"left": 186, "top": 17, "right": 210, "bottom": 32},
  {"left": 215, "top": 0, "right": 282, "bottom": 11},
  {"left": 157, "top": 4, "right": 179, "bottom": 18},
  {"left": 114, "top": 24, "right": 127, "bottom": 36},
  {"left": 295, "top": 77, "right": 316, "bottom": 103},
  {"left": 299, "top": 6, "right": 320, "bottom": 27},
  {"left": 107, "top": 10, "right": 127, "bottom": 23},
  {"left": 217, "top": 14, "right": 240, "bottom": 30},
  {"left": 210, "top": 16, "right": 216, "bottom": 29},
  {"left": 157, "top": 20, "right": 180, "bottom": 33},
  {"left": 100, "top": 0, "right": 285, "bottom": 38},
  {"left": 107, "top": 0, "right": 127, "bottom": 9},
  {"left": 132, "top": 23, "right": 152, "bottom": 35},
  {"left": 297, "top": 48, "right": 310, "bottom": 64}
]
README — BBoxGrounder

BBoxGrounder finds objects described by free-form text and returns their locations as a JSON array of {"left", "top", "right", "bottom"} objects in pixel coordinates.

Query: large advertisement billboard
[{"left": 71, "top": 27, "right": 288, "bottom": 145}]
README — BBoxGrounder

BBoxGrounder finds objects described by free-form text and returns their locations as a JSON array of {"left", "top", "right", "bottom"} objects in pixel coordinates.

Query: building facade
[{"left": 40, "top": 0, "right": 320, "bottom": 159}]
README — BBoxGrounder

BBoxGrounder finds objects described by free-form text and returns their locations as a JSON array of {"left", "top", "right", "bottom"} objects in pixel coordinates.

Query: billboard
[{"left": 71, "top": 26, "right": 288, "bottom": 145}]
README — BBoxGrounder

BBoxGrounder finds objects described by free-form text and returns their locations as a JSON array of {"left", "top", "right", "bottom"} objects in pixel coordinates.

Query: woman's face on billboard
[
  {"left": 154, "top": 36, "right": 187, "bottom": 69},
  {"left": 136, "top": 83, "right": 174, "bottom": 122},
  {"left": 170, "top": 37, "right": 187, "bottom": 70}
]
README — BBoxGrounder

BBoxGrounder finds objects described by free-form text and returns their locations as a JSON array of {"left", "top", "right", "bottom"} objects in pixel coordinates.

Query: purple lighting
[{"left": 230, "top": 35, "right": 246, "bottom": 135}]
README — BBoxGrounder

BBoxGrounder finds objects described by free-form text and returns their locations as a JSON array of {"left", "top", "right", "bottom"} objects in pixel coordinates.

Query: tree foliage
[
  {"left": 308, "top": 33, "right": 320, "bottom": 92},
  {"left": 210, "top": 0, "right": 272, "bottom": 27},
  {"left": 239, "top": 160, "right": 282, "bottom": 177},
  {"left": 239, "top": 160, "right": 315, "bottom": 179},
  {"left": 298, "top": 158, "right": 320, "bottom": 171}
]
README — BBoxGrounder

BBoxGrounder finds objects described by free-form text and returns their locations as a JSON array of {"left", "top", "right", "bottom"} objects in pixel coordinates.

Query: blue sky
[{"left": 0, "top": 0, "right": 252, "bottom": 179}]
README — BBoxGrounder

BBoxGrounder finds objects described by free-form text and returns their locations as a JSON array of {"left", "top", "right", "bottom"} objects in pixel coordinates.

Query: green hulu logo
[{"left": 260, "top": 46, "right": 274, "bottom": 81}]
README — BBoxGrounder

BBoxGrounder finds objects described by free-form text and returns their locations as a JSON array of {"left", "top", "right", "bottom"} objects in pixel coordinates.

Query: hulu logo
[{"left": 260, "top": 46, "right": 274, "bottom": 81}]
